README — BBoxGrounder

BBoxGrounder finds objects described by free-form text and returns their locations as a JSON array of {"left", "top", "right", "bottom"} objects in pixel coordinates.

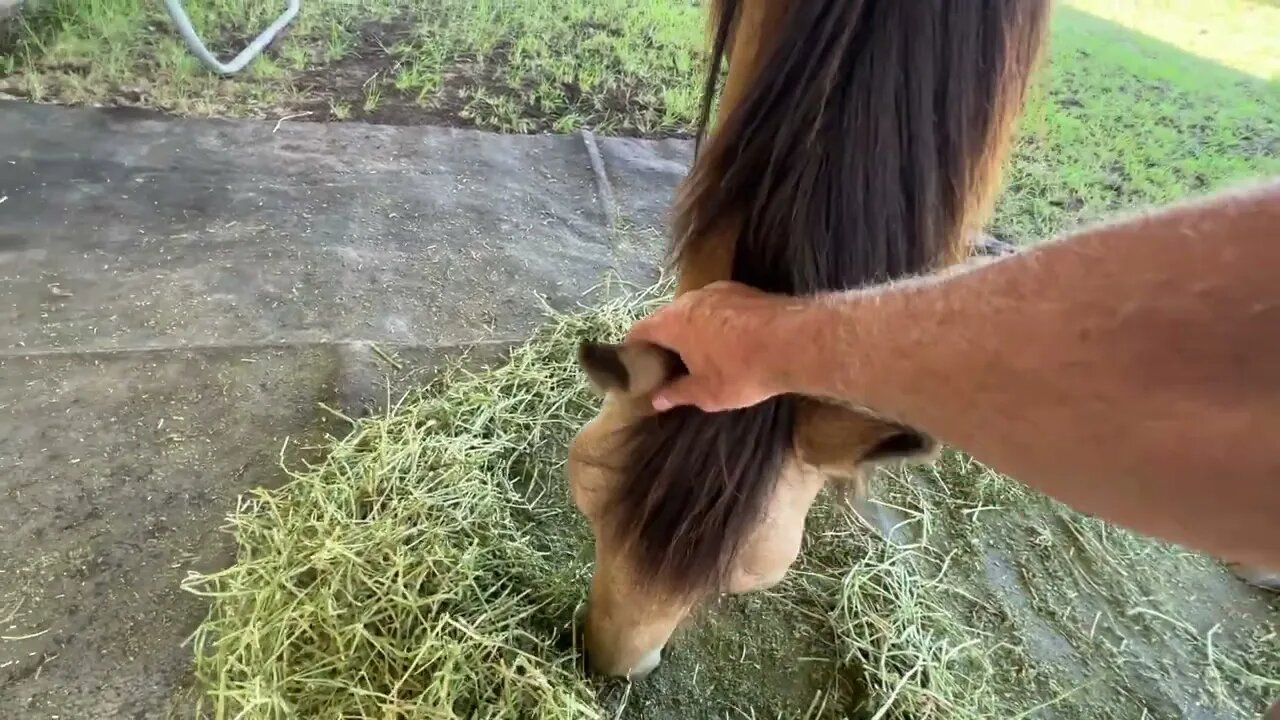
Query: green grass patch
[
  {"left": 384, "top": 0, "right": 706, "bottom": 134},
  {"left": 1067, "top": 0, "right": 1280, "bottom": 82},
  {"left": 993, "top": 3, "right": 1280, "bottom": 241},
  {"left": 0, "top": 0, "right": 707, "bottom": 134}
]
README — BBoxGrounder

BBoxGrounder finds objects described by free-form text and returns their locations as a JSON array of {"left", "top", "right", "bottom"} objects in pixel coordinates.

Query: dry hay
[{"left": 181, "top": 282, "right": 1280, "bottom": 719}]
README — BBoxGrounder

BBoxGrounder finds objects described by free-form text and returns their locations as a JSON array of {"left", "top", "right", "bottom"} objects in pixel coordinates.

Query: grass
[
  {"left": 1067, "top": 0, "right": 1280, "bottom": 81},
  {"left": 991, "top": 2, "right": 1280, "bottom": 242},
  {"left": 178, "top": 292, "right": 621, "bottom": 719},
  {"left": 846, "top": 458, "right": 1280, "bottom": 719},
  {"left": 0, "top": 0, "right": 707, "bottom": 134},
  {"left": 180, "top": 280, "right": 1280, "bottom": 719}
]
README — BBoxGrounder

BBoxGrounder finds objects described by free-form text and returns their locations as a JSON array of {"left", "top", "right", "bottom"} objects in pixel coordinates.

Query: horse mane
[{"left": 602, "top": 0, "right": 1051, "bottom": 600}]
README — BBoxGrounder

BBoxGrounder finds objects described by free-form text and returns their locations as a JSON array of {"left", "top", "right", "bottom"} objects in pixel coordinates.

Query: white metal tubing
[{"left": 162, "top": 0, "right": 300, "bottom": 76}]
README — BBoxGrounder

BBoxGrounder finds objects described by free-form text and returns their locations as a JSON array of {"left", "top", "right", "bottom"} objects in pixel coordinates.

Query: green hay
[
  {"left": 181, "top": 282, "right": 1279, "bottom": 719},
  {"left": 179, "top": 288, "right": 654, "bottom": 719}
]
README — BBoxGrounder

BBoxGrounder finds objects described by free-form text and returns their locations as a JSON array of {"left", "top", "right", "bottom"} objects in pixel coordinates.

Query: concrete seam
[{"left": 580, "top": 129, "right": 619, "bottom": 231}]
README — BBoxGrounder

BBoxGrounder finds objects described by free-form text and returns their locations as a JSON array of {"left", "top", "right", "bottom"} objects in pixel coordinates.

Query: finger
[
  {"left": 625, "top": 308, "right": 680, "bottom": 348},
  {"left": 623, "top": 315, "right": 657, "bottom": 345},
  {"left": 651, "top": 375, "right": 716, "bottom": 413}
]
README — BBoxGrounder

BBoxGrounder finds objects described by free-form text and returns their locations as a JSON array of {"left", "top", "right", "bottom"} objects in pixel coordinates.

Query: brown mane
[{"left": 600, "top": 0, "right": 1051, "bottom": 601}]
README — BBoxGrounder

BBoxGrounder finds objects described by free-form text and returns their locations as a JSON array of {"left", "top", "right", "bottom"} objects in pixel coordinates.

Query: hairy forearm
[{"left": 798, "top": 180, "right": 1280, "bottom": 566}]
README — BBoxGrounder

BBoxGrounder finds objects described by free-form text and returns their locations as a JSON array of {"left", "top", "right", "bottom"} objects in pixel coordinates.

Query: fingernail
[{"left": 652, "top": 395, "right": 672, "bottom": 412}]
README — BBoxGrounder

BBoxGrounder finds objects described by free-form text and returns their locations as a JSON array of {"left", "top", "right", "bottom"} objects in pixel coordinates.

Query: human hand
[{"left": 624, "top": 281, "right": 817, "bottom": 412}]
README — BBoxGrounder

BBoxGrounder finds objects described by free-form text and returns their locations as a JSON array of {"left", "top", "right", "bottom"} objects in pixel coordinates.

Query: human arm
[{"left": 626, "top": 179, "right": 1280, "bottom": 568}]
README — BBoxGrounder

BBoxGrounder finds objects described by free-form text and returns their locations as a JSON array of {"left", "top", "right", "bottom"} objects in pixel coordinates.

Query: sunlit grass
[
  {"left": 991, "top": 4, "right": 1280, "bottom": 241},
  {"left": 1065, "top": 0, "right": 1280, "bottom": 81}
]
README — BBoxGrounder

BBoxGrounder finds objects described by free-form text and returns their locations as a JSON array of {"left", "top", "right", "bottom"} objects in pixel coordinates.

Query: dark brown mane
[{"left": 603, "top": 0, "right": 1051, "bottom": 600}]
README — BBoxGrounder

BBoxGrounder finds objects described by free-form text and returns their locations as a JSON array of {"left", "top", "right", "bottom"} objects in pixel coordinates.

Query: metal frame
[{"left": 162, "top": 0, "right": 300, "bottom": 75}]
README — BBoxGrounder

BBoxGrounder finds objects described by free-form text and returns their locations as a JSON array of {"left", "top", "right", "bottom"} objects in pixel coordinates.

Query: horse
[{"left": 567, "top": 0, "right": 1052, "bottom": 679}]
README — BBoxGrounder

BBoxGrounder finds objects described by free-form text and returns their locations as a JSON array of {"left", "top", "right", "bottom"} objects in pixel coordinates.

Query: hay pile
[
  {"left": 181, "top": 283, "right": 1280, "bottom": 719},
  {"left": 179, "top": 291, "right": 648, "bottom": 719}
]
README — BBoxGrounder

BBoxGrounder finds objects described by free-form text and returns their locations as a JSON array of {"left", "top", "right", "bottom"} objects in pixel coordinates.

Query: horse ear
[
  {"left": 861, "top": 425, "right": 940, "bottom": 466},
  {"left": 795, "top": 400, "right": 940, "bottom": 474},
  {"left": 577, "top": 341, "right": 687, "bottom": 398}
]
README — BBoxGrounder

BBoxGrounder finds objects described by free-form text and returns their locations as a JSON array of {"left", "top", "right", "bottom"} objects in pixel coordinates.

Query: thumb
[{"left": 650, "top": 375, "right": 715, "bottom": 413}]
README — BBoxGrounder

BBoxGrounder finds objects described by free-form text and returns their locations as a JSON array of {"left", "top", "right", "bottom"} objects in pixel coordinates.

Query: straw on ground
[{"left": 180, "top": 282, "right": 1279, "bottom": 719}]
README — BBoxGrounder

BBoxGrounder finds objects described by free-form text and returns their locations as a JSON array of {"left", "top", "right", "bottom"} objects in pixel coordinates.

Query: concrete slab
[{"left": 0, "top": 100, "right": 692, "bottom": 717}]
